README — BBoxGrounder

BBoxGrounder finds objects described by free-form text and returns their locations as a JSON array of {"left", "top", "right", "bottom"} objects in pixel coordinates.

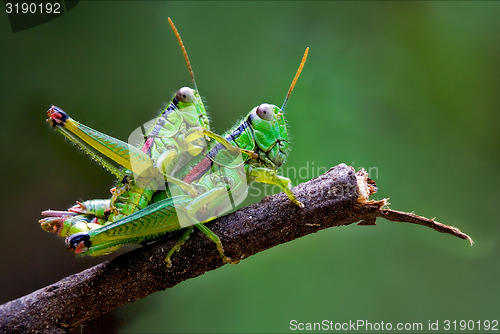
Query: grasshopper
[
  {"left": 41, "top": 18, "right": 212, "bottom": 236},
  {"left": 41, "top": 18, "right": 308, "bottom": 265}
]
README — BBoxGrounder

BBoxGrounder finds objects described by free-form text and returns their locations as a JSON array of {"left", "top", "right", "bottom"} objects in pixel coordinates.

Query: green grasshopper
[
  {"left": 41, "top": 19, "right": 308, "bottom": 265},
  {"left": 40, "top": 18, "right": 212, "bottom": 238}
]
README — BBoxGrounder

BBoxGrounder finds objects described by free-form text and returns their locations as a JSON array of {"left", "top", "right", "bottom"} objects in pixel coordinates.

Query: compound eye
[
  {"left": 256, "top": 103, "right": 274, "bottom": 121},
  {"left": 176, "top": 87, "right": 195, "bottom": 103}
]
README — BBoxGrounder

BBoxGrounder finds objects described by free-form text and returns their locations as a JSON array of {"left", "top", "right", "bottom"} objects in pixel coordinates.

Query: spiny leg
[
  {"left": 47, "top": 106, "right": 154, "bottom": 178},
  {"left": 202, "top": 128, "right": 257, "bottom": 158},
  {"left": 185, "top": 127, "right": 258, "bottom": 159}
]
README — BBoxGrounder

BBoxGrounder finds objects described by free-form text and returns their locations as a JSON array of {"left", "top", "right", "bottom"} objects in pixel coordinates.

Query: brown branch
[
  {"left": 0, "top": 164, "right": 472, "bottom": 333},
  {"left": 379, "top": 209, "right": 473, "bottom": 244}
]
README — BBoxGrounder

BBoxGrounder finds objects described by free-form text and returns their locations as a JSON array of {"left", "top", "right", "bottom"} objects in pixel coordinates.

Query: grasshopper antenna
[
  {"left": 168, "top": 17, "right": 198, "bottom": 92},
  {"left": 281, "top": 47, "right": 309, "bottom": 112}
]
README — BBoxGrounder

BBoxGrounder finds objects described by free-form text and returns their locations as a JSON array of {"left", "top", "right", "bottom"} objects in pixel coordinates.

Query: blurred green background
[{"left": 1, "top": 1, "right": 499, "bottom": 333}]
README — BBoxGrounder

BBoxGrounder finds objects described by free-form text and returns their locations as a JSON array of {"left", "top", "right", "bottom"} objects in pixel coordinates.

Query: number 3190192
[{"left": 5, "top": 2, "right": 61, "bottom": 14}]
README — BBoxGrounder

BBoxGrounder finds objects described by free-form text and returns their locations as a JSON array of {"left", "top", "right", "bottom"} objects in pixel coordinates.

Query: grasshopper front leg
[
  {"left": 178, "top": 127, "right": 258, "bottom": 159},
  {"left": 247, "top": 165, "right": 304, "bottom": 208}
]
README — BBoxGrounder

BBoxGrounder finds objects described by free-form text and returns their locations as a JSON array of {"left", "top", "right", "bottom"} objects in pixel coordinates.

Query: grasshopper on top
[{"left": 40, "top": 18, "right": 211, "bottom": 234}]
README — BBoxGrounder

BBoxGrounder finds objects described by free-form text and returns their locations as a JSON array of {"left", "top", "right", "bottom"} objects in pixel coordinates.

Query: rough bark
[{"left": 0, "top": 164, "right": 471, "bottom": 333}]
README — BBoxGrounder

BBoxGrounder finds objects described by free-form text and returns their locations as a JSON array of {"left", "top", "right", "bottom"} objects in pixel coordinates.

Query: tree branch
[{"left": 0, "top": 164, "right": 472, "bottom": 333}]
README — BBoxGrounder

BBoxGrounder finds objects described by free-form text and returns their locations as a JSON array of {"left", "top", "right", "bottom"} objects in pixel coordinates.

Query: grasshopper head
[
  {"left": 249, "top": 103, "right": 289, "bottom": 168},
  {"left": 176, "top": 86, "right": 196, "bottom": 104},
  {"left": 175, "top": 87, "right": 210, "bottom": 129}
]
